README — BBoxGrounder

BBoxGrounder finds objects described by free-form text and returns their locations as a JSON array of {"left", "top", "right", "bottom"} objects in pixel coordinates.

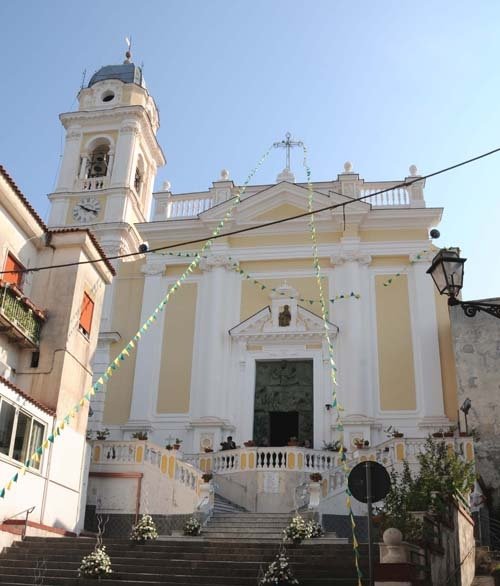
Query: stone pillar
[
  {"left": 409, "top": 253, "right": 448, "bottom": 429},
  {"left": 329, "top": 252, "right": 373, "bottom": 440},
  {"left": 189, "top": 253, "right": 240, "bottom": 423},
  {"left": 127, "top": 260, "right": 167, "bottom": 431},
  {"left": 111, "top": 121, "right": 139, "bottom": 188},
  {"left": 55, "top": 126, "right": 82, "bottom": 192}
]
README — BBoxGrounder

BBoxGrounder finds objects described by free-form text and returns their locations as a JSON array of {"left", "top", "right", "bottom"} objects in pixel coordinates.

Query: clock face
[{"left": 72, "top": 197, "right": 101, "bottom": 223}]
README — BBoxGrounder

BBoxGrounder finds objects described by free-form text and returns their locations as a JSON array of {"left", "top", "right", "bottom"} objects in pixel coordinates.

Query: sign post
[{"left": 348, "top": 461, "right": 391, "bottom": 586}]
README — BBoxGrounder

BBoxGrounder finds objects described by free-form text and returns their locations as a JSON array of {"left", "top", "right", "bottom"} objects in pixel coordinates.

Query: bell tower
[{"left": 47, "top": 48, "right": 165, "bottom": 254}]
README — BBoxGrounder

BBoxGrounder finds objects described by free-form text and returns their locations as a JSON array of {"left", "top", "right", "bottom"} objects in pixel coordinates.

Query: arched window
[{"left": 86, "top": 144, "right": 110, "bottom": 178}]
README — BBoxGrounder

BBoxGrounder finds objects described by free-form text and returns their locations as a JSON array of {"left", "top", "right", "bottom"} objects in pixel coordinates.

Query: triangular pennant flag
[
  {"left": 12, "top": 473, "right": 18, "bottom": 483},
  {"left": 36, "top": 447, "right": 43, "bottom": 456},
  {"left": 20, "top": 466, "right": 27, "bottom": 476},
  {"left": 47, "top": 434, "right": 55, "bottom": 443},
  {"left": 97, "top": 378, "right": 104, "bottom": 386},
  {"left": 6, "top": 481, "right": 12, "bottom": 491},
  {"left": 122, "top": 349, "right": 129, "bottom": 358},
  {"left": 84, "top": 393, "right": 91, "bottom": 401},
  {"left": 79, "top": 399, "right": 85, "bottom": 407},
  {"left": 42, "top": 440, "right": 49, "bottom": 449},
  {"left": 64, "top": 415, "right": 70, "bottom": 424},
  {"left": 0, "top": 489, "right": 5, "bottom": 498}
]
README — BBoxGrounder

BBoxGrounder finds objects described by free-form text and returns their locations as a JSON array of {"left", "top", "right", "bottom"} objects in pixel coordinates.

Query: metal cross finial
[{"left": 273, "top": 132, "right": 304, "bottom": 171}]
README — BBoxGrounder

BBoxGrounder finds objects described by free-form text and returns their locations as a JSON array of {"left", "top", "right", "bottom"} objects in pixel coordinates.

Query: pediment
[
  {"left": 229, "top": 304, "right": 338, "bottom": 345},
  {"left": 200, "top": 181, "right": 369, "bottom": 225}
]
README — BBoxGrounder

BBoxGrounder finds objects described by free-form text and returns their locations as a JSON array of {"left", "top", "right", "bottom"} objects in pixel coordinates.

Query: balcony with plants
[{"left": 0, "top": 281, "right": 46, "bottom": 347}]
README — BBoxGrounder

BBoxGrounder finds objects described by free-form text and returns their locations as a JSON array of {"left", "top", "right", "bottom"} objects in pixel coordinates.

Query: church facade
[
  {"left": 1, "top": 53, "right": 466, "bottom": 523},
  {"left": 48, "top": 56, "right": 457, "bottom": 451}
]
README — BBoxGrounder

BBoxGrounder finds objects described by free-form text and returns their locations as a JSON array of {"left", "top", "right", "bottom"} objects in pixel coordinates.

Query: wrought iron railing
[{"left": 0, "top": 283, "right": 45, "bottom": 346}]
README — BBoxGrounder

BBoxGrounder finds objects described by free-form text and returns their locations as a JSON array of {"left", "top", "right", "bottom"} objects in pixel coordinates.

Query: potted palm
[{"left": 173, "top": 438, "right": 183, "bottom": 450}]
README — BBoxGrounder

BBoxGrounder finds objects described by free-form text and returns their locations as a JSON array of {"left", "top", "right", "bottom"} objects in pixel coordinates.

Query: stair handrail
[{"left": 3, "top": 505, "right": 36, "bottom": 540}]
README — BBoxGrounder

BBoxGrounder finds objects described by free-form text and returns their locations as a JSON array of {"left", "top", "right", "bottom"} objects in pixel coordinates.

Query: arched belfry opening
[{"left": 87, "top": 143, "right": 110, "bottom": 178}]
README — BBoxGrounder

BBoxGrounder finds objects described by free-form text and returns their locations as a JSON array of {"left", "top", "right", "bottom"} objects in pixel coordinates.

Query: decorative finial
[
  {"left": 343, "top": 161, "right": 353, "bottom": 173},
  {"left": 409, "top": 164, "right": 418, "bottom": 176},
  {"left": 124, "top": 36, "right": 132, "bottom": 63},
  {"left": 220, "top": 169, "right": 230, "bottom": 181},
  {"left": 162, "top": 180, "right": 171, "bottom": 191}
]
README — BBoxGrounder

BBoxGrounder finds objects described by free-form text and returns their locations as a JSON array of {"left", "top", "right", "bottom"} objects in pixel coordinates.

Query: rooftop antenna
[{"left": 125, "top": 36, "right": 132, "bottom": 63}]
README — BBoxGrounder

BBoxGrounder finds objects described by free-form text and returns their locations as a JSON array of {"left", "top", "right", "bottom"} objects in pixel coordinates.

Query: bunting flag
[
  {"left": 0, "top": 143, "right": 273, "bottom": 501},
  {"left": 302, "top": 144, "right": 363, "bottom": 585},
  {"left": 381, "top": 250, "right": 429, "bottom": 288},
  {"left": 155, "top": 250, "right": 361, "bottom": 304}
]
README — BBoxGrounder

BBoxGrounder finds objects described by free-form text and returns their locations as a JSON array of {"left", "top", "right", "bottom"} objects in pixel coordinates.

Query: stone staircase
[{"left": 0, "top": 536, "right": 373, "bottom": 584}]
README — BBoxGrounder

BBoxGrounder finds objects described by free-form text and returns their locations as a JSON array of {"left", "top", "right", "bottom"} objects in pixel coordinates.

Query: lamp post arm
[{"left": 449, "top": 298, "right": 500, "bottom": 319}]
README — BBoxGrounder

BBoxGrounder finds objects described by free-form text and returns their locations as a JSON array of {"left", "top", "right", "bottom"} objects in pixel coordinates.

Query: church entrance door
[
  {"left": 253, "top": 359, "right": 313, "bottom": 447},
  {"left": 269, "top": 411, "right": 299, "bottom": 446}
]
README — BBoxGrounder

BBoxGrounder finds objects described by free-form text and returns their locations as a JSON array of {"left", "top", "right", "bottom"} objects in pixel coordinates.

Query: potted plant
[
  {"left": 173, "top": 438, "right": 183, "bottom": 450},
  {"left": 444, "top": 426, "right": 456, "bottom": 438},
  {"left": 244, "top": 440, "right": 256, "bottom": 447},
  {"left": 283, "top": 515, "right": 313, "bottom": 544},
  {"left": 78, "top": 545, "right": 113, "bottom": 579},
  {"left": 309, "top": 472, "right": 322, "bottom": 483},
  {"left": 308, "top": 519, "right": 324, "bottom": 538},
  {"left": 132, "top": 431, "right": 148, "bottom": 440},
  {"left": 287, "top": 437, "right": 299, "bottom": 447},
  {"left": 353, "top": 438, "right": 368, "bottom": 449},
  {"left": 384, "top": 426, "right": 404, "bottom": 439},
  {"left": 130, "top": 514, "right": 158, "bottom": 543},
  {"left": 202, "top": 472, "right": 213, "bottom": 483},
  {"left": 322, "top": 440, "right": 343, "bottom": 452},
  {"left": 432, "top": 429, "right": 445, "bottom": 438},
  {"left": 165, "top": 443, "right": 173, "bottom": 450},
  {"left": 96, "top": 428, "right": 110, "bottom": 441},
  {"left": 184, "top": 517, "right": 201, "bottom": 536},
  {"left": 259, "top": 548, "right": 299, "bottom": 585},
  {"left": 204, "top": 447, "right": 213, "bottom": 453}
]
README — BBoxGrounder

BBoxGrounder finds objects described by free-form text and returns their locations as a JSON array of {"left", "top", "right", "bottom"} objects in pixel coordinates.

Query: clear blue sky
[{"left": 1, "top": 0, "right": 499, "bottom": 299}]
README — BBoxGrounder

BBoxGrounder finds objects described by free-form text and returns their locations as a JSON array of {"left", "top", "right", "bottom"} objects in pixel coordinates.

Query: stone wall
[{"left": 450, "top": 301, "right": 500, "bottom": 512}]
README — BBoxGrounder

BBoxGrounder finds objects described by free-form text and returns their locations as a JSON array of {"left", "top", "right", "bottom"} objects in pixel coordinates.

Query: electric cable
[{"left": 2, "top": 144, "right": 500, "bottom": 277}]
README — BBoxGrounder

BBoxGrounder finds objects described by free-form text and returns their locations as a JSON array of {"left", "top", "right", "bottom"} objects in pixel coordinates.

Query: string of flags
[
  {"left": 155, "top": 250, "right": 361, "bottom": 305},
  {"left": 382, "top": 251, "right": 430, "bottom": 288},
  {"left": 302, "top": 144, "right": 363, "bottom": 586},
  {"left": 0, "top": 145, "right": 274, "bottom": 500}
]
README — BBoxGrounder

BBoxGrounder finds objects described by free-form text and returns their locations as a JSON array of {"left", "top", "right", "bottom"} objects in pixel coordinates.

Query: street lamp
[{"left": 427, "top": 248, "right": 500, "bottom": 319}]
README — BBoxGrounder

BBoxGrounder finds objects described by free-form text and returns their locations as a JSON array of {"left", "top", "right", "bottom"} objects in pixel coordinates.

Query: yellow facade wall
[
  {"left": 157, "top": 282, "right": 197, "bottom": 413},
  {"left": 434, "top": 291, "right": 459, "bottom": 419},
  {"left": 102, "top": 260, "right": 145, "bottom": 424},
  {"left": 228, "top": 231, "right": 340, "bottom": 248},
  {"left": 254, "top": 203, "right": 309, "bottom": 222},
  {"left": 375, "top": 274, "right": 416, "bottom": 411},
  {"left": 360, "top": 229, "right": 429, "bottom": 242}
]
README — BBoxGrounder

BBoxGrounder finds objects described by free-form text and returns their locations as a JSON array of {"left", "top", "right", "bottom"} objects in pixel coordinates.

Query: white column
[
  {"left": 190, "top": 253, "right": 241, "bottom": 421},
  {"left": 127, "top": 260, "right": 167, "bottom": 428},
  {"left": 110, "top": 121, "right": 138, "bottom": 188},
  {"left": 409, "top": 253, "right": 447, "bottom": 426},
  {"left": 329, "top": 252, "right": 372, "bottom": 419},
  {"left": 55, "top": 126, "right": 82, "bottom": 192}
]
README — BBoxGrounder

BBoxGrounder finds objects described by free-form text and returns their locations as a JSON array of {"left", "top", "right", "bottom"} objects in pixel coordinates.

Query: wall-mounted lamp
[{"left": 325, "top": 404, "right": 332, "bottom": 411}]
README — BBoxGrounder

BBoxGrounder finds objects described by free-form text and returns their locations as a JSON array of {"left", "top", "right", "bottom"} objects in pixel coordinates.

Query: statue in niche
[{"left": 279, "top": 304, "right": 292, "bottom": 327}]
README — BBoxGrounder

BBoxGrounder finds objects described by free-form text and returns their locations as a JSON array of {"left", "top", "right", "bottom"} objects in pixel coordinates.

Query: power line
[{"left": 2, "top": 144, "right": 500, "bottom": 277}]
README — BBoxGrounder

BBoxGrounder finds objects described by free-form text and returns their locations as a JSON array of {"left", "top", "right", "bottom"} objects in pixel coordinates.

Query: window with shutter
[
  {"left": 3, "top": 253, "right": 24, "bottom": 290},
  {"left": 79, "top": 292, "right": 94, "bottom": 337}
]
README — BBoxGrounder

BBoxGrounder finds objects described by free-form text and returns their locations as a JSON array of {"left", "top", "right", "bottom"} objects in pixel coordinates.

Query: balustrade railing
[
  {"left": 90, "top": 440, "right": 204, "bottom": 488},
  {"left": 79, "top": 177, "right": 108, "bottom": 191},
  {"left": 361, "top": 185, "right": 410, "bottom": 207},
  {"left": 326, "top": 436, "right": 474, "bottom": 498},
  {"left": 183, "top": 446, "right": 337, "bottom": 475},
  {"left": 0, "top": 282, "right": 45, "bottom": 347},
  {"left": 166, "top": 195, "right": 214, "bottom": 218}
]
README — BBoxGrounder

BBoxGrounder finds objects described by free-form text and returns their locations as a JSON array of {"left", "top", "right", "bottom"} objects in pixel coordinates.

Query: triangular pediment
[
  {"left": 200, "top": 181, "right": 369, "bottom": 225},
  {"left": 229, "top": 304, "right": 338, "bottom": 345}
]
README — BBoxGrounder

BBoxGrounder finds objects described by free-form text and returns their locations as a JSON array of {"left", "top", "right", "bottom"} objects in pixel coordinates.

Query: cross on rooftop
[{"left": 273, "top": 132, "right": 304, "bottom": 171}]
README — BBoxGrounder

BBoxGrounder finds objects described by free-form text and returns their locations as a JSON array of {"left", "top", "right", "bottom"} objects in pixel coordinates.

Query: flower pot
[
  {"left": 432, "top": 432, "right": 443, "bottom": 438},
  {"left": 444, "top": 432, "right": 454, "bottom": 437},
  {"left": 393, "top": 433, "right": 404, "bottom": 438},
  {"left": 244, "top": 441, "right": 255, "bottom": 447},
  {"left": 287, "top": 440, "right": 299, "bottom": 447},
  {"left": 173, "top": 444, "right": 181, "bottom": 450},
  {"left": 204, "top": 448, "right": 213, "bottom": 453}
]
